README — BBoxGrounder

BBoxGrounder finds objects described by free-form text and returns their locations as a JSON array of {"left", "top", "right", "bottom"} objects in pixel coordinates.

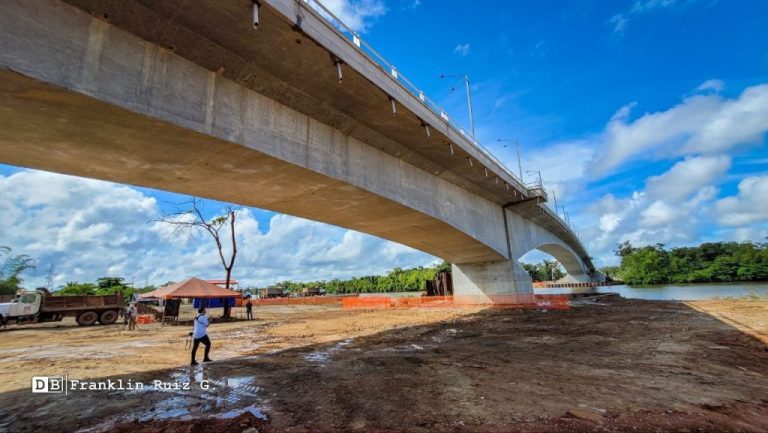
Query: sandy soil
[{"left": 1, "top": 297, "right": 767, "bottom": 432}]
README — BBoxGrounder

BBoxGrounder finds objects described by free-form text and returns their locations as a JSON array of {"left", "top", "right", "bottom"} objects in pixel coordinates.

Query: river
[{"left": 535, "top": 281, "right": 768, "bottom": 300}]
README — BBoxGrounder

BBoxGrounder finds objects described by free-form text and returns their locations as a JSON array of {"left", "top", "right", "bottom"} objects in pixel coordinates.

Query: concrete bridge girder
[
  {"left": 0, "top": 0, "right": 594, "bottom": 302},
  {"left": 0, "top": 0, "right": 508, "bottom": 264}
]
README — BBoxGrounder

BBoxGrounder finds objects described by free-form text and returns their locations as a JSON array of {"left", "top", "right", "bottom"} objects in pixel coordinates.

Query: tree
[
  {"left": 156, "top": 198, "right": 238, "bottom": 318},
  {"left": 614, "top": 241, "right": 768, "bottom": 285},
  {"left": 0, "top": 246, "right": 36, "bottom": 295},
  {"left": 522, "top": 260, "right": 564, "bottom": 282},
  {"left": 56, "top": 282, "right": 98, "bottom": 296}
]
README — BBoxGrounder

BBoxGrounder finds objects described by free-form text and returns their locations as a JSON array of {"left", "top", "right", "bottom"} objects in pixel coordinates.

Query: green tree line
[
  {"left": 268, "top": 261, "right": 453, "bottom": 294},
  {"left": 522, "top": 260, "right": 565, "bottom": 282},
  {"left": 54, "top": 277, "right": 157, "bottom": 299},
  {"left": 613, "top": 241, "right": 768, "bottom": 285}
]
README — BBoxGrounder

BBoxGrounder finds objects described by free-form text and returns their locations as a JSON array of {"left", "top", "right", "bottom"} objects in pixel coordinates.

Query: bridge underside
[
  {"left": 0, "top": 70, "right": 503, "bottom": 264},
  {"left": 0, "top": 0, "right": 596, "bottom": 303}
]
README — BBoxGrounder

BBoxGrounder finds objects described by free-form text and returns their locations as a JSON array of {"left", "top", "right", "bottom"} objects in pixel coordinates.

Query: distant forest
[
  {"left": 274, "top": 262, "right": 452, "bottom": 294},
  {"left": 602, "top": 241, "right": 768, "bottom": 285},
  {"left": 276, "top": 260, "right": 565, "bottom": 293}
]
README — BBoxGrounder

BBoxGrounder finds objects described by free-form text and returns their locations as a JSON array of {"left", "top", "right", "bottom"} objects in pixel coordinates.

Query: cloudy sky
[{"left": 2, "top": 0, "right": 767, "bottom": 289}]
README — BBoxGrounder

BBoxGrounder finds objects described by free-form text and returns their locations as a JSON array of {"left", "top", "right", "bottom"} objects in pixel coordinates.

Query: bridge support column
[{"left": 452, "top": 261, "right": 535, "bottom": 304}]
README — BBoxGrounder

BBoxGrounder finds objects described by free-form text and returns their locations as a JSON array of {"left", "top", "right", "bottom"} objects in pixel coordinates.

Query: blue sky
[{"left": 2, "top": 0, "right": 767, "bottom": 288}]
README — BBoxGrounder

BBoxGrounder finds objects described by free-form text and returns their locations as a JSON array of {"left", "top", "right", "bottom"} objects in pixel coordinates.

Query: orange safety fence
[
  {"left": 250, "top": 295, "right": 354, "bottom": 306},
  {"left": 341, "top": 294, "right": 571, "bottom": 310},
  {"left": 135, "top": 314, "right": 155, "bottom": 324}
]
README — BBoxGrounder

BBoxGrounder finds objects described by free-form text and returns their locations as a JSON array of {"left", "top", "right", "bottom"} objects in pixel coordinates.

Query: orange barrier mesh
[
  {"left": 341, "top": 294, "right": 571, "bottom": 310},
  {"left": 251, "top": 295, "right": 352, "bottom": 306},
  {"left": 135, "top": 314, "right": 155, "bottom": 324},
  {"left": 244, "top": 294, "right": 570, "bottom": 310}
]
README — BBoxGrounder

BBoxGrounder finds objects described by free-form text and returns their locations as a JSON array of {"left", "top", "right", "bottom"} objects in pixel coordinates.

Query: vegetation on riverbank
[
  {"left": 273, "top": 262, "right": 452, "bottom": 294},
  {"left": 522, "top": 260, "right": 565, "bottom": 282},
  {"left": 54, "top": 277, "right": 157, "bottom": 299},
  {"left": 613, "top": 241, "right": 768, "bottom": 285}
]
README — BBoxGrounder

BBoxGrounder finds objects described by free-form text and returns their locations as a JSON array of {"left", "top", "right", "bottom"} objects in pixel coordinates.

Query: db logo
[{"left": 32, "top": 376, "right": 65, "bottom": 393}]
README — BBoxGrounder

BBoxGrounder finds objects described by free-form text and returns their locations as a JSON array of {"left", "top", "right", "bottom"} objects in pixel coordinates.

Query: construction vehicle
[
  {"left": 301, "top": 286, "right": 322, "bottom": 297},
  {"left": 258, "top": 286, "right": 288, "bottom": 298},
  {"left": 0, "top": 288, "right": 126, "bottom": 327}
]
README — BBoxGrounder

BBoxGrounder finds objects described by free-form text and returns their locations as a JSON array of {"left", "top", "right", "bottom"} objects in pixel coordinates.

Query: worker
[
  {"left": 127, "top": 303, "right": 138, "bottom": 331},
  {"left": 245, "top": 298, "right": 253, "bottom": 320},
  {"left": 191, "top": 307, "right": 212, "bottom": 365}
]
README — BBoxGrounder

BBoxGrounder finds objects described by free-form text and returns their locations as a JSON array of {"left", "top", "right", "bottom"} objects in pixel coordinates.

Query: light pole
[
  {"left": 497, "top": 139, "right": 524, "bottom": 181},
  {"left": 551, "top": 190, "right": 559, "bottom": 214},
  {"left": 440, "top": 74, "right": 475, "bottom": 139},
  {"left": 525, "top": 170, "right": 543, "bottom": 188}
]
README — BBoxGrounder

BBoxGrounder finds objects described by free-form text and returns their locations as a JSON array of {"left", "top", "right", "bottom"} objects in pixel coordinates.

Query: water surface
[{"left": 535, "top": 282, "right": 768, "bottom": 300}]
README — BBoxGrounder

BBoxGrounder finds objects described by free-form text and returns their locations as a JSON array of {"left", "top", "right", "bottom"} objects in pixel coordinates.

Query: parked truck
[
  {"left": 0, "top": 289, "right": 126, "bottom": 327},
  {"left": 258, "top": 286, "right": 288, "bottom": 299}
]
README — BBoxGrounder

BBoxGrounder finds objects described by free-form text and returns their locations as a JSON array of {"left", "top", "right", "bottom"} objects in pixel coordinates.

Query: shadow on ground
[{"left": 1, "top": 297, "right": 767, "bottom": 433}]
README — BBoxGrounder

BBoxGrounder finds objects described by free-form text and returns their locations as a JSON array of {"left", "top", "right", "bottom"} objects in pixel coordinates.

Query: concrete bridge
[{"left": 0, "top": 0, "right": 599, "bottom": 302}]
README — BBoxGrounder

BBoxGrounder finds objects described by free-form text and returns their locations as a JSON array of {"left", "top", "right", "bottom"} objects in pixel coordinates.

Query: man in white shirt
[{"left": 191, "top": 307, "right": 212, "bottom": 365}]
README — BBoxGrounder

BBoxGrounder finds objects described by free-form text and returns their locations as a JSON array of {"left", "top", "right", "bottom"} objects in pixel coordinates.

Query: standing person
[
  {"left": 245, "top": 298, "right": 253, "bottom": 321},
  {"left": 191, "top": 307, "right": 212, "bottom": 365},
  {"left": 127, "top": 303, "right": 138, "bottom": 331}
]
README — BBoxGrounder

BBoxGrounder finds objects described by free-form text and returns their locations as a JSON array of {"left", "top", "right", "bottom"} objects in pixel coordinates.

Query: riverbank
[
  {"left": 535, "top": 281, "right": 768, "bottom": 301},
  {"left": 1, "top": 297, "right": 767, "bottom": 432}
]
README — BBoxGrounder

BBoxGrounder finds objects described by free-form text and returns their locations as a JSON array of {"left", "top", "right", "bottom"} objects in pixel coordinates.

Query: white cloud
[
  {"left": 631, "top": 0, "right": 685, "bottom": 13},
  {"left": 0, "top": 169, "right": 435, "bottom": 289},
  {"left": 715, "top": 227, "right": 768, "bottom": 243},
  {"left": 610, "top": 0, "right": 707, "bottom": 36},
  {"left": 608, "top": 14, "right": 628, "bottom": 35},
  {"left": 715, "top": 176, "right": 768, "bottom": 226},
  {"left": 592, "top": 83, "right": 768, "bottom": 174},
  {"left": 402, "top": 0, "right": 420, "bottom": 11},
  {"left": 645, "top": 155, "right": 731, "bottom": 201},
  {"left": 312, "top": 0, "right": 387, "bottom": 33},
  {"left": 520, "top": 140, "right": 596, "bottom": 200},
  {"left": 697, "top": 79, "right": 724, "bottom": 93},
  {"left": 453, "top": 43, "right": 471, "bottom": 57}
]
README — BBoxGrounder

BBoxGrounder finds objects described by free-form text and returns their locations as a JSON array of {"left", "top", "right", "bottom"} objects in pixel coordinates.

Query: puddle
[
  {"left": 303, "top": 338, "right": 354, "bottom": 364},
  {"left": 76, "top": 367, "right": 269, "bottom": 432},
  {"left": 430, "top": 328, "right": 461, "bottom": 343},
  {"left": 215, "top": 404, "right": 267, "bottom": 420}
]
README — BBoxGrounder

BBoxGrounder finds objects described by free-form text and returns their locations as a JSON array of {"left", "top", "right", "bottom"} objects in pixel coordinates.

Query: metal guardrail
[
  {"left": 299, "top": 0, "right": 525, "bottom": 189},
  {"left": 297, "top": 0, "right": 586, "bottom": 253}
]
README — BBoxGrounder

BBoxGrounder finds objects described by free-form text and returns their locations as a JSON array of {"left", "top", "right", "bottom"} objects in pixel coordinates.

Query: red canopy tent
[{"left": 139, "top": 277, "right": 241, "bottom": 300}]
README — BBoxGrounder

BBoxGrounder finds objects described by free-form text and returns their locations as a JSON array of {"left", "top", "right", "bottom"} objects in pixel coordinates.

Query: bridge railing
[
  {"left": 298, "top": 0, "right": 526, "bottom": 191},
  {"left": 296, "top": 0, "right": 589, "bottom": 261}
]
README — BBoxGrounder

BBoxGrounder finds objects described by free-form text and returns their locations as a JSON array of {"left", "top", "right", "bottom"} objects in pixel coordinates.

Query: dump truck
[
  {"left": 258, "top": 286, "right": 288, "bottom": 299},
  {"left": 0, "top": 289, "right": 126, "bottom": 327},
  {"left": 301, "top": 286, "right": 322, "bottom": 297}
]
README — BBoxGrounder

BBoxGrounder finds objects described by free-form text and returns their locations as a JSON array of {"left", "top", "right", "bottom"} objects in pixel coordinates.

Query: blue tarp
[{"left": 193, "top": 297, "right": 236, "bottom": 308}]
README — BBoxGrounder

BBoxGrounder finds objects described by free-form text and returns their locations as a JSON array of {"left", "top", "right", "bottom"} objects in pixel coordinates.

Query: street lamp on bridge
[
  {"left": 497, "top": 139, "right": 524, "bottom": 181},
  {"left": 525, "top": 170, "right": 543, "bottom": 188},
  {"left": 440, "top": 74, "right": 475, "bottom": 140}
]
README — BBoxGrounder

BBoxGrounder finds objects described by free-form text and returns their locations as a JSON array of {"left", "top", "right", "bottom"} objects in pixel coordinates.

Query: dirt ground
[{"left": 1, "top": 297, "right": 767, "bottom": 432}]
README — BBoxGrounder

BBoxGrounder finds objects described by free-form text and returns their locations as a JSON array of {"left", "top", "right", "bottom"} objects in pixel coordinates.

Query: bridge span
[{"left": 0, "top": 0, "right": 600, "bottom": 302}]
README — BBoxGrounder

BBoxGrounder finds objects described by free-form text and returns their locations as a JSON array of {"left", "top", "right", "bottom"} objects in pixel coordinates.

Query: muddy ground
[{"left": 1, "top": 297, "right": 767, "bottom": 432}]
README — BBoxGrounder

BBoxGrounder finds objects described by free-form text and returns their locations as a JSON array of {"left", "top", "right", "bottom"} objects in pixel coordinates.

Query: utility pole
[
  {"left": 552, "top": 190, "right": 559, "bottom": 214},
  {"left": 464, "top": 74, "right": 475, "bottom": 139},
  {"left": 526, "top": 170, "right": 543, "bottom": 188},
  {"left": 497, "top": 139, "right": 524, "bottom": 181},
  {"left": 441, "top": 74, "right": 475, "bottom": 139}
]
